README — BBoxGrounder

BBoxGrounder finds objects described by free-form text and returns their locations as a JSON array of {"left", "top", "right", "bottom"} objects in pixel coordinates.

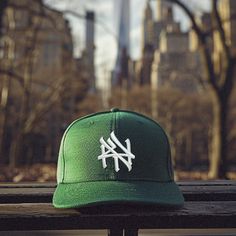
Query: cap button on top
[{"left": 110, "top": 108, "right": 120, "bottom": 112}]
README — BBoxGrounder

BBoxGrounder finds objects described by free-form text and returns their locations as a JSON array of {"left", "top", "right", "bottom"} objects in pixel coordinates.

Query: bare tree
[
  {"left": 0, "top": 0, "right": 89, "bottom": 167},
  {"left": 167, "top": 0, "right": 236, "bottom": 178}
]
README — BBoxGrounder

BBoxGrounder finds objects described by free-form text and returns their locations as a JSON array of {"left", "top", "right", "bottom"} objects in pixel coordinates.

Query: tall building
[
  {"left": 85, "top": 11, "right": 96, "bottom": 91},
  {"left": 139, "top": 1, "right": 155, "bottom": 85},
  {"left": 0, "top": 0, "right": 78, "bottom": 163},
  {"left": 151, "top": 30, "right": 199, "bottom": 91},
  {"left": 151, "top": 1, "right": 200, "bottom": 92},
  {"left": 146, "top": 1, "right": 203, "bottom": 119},
  {"left": 157, "top": 0, "right": 174, "bottom": 22},
  {"left": 138, "top": 0, "right": 179, "bottom": 86},
  {"left": 134, "top": 0, "right": 201, "bottom": 92},
  {"left": 113, "top": 0, "right": 130, "bottom": 87},
  {"left": 141, "top": 0, "right": 153, "bottom": 48}
]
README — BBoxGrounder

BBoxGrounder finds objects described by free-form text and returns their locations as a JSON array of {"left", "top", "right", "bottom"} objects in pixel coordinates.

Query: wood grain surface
[{"left": 0, "top": 181, "right": 235, "bottom": 232}]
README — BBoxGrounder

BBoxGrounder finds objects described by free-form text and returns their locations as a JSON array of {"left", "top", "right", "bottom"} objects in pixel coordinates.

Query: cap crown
[{"left": 57, "top": 110, "right": 174, "bottom": 184}]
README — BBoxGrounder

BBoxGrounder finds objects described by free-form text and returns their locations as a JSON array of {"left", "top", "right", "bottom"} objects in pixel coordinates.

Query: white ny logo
[{"left": 98, "top": 131, "right": 135, "bottom": 172}]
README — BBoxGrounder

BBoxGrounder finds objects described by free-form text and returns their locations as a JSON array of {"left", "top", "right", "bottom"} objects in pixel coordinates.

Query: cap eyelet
[{"left": 110, "top": 108, "right": 120, "bottom": 112}]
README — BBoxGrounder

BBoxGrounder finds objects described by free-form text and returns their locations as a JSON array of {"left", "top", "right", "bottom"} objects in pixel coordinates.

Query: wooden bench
[{"left": 0, "top": 181, "right": 236, "bottom": 235}]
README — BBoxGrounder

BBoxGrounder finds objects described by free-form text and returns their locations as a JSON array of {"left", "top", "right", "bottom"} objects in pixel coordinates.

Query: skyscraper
[
  {"left": 139, "top": 0, "right": 154, "bottom": 85},
  {"left": 157, "top": 0, "right": 173, "bottom": 22},
  {"left": 85, "top": 11, "right": 96, "bottom": 91},
  {"left": 142, "top": 0, "right": 153, "bottom": 49},
  {"left": 113, "top": 0, "right": 130, "bottom": 87}
]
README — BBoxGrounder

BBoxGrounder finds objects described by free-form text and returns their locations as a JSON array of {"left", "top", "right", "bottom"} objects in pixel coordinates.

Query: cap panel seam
[
  {"left": 112, "top": 112, "right": 116, "bottom": 173},
  {"left": 167, "top": 139, "right": 174, "bottom": 180},
  {"left": 61, "top": 118, "right": 83, "bottom": 183},
  {"left": 114, "top": 111, "right": 118, "bottom": 134},
  {"left": 162, "top": 130, "right": 173, "bottom": 180},
  {"left": 116, "top": 111, "right": 119, "bottom": 138},
  {"left": 62, "top": 136, "right": 65, "bottom": 183},
  {"left": 110, "top": 112, "right": 113, "bottom": 133},
  {"left": 108, "top": 111, "right": 115, "bottom": 176}
]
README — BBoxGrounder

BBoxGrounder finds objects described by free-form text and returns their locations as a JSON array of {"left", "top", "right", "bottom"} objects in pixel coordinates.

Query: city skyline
[{"left": 45, "top": 0, "right": 210, "bottom": 88}]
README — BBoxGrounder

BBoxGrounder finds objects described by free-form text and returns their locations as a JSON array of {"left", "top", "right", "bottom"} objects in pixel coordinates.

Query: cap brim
[{"left": 53, "top": 181, "right": 184, "bottom": 208}]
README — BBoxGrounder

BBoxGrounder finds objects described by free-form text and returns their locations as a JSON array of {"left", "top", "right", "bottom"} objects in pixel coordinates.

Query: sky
[{"left": 45, "top": 0, "right": 210, "bottom": 87}]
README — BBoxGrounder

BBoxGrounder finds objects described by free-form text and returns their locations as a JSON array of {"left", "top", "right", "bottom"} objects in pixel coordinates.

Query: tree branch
[
  {"left": 204, "top": 13, "right": 236, "bottom": 37},
  {"left": 0, "top": 68, "right": 24, "bottom": 87},
  {"left": 23, "top": 78, "right": 65, "bottom": 133}
]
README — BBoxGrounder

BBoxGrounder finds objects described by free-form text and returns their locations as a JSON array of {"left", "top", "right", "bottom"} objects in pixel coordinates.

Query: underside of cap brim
[{"left": 53, "top": 180, "right": 184, "bottom": 208}]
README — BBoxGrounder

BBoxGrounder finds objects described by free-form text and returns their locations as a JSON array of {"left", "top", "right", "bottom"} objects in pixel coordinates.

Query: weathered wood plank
[
  {"left": 0, "top": 181, "right": 236, "bottom": 203},
  {"left": 0, "top": 182, "right": 55, "bottom": 188},
  {"left": 108, "top": 228, "right": 123, "bottom": 236},
  {"left": 124, "top": 228, "right": 138, "bottom": 236},
  {"left": 0, "top": 202, "right": 235, "bottom": 230},
  {"left": 178, "top": 180, "right": 236, "bottom": 186},
  {"left": 0, "top": 188, "right": 53, "bottom": 203},
  {"left": 1, "top": 180, "right": 236, "bottom": 188}
]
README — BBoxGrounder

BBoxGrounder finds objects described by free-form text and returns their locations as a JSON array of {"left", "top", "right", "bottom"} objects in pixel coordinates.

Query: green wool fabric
[{"left": 53, "top": 109, "right": 184, "bottom": 208}]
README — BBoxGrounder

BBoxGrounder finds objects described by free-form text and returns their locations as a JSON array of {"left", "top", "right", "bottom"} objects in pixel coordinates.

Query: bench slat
[
  {"left": 0, "top": 182, "right": 236, "bottom": 203},
  {"left": 0, "top": 202, "right": 235, "bottom": 230},
  {"left": 1, "top": 180, "right": 236, "bottom": 188}
]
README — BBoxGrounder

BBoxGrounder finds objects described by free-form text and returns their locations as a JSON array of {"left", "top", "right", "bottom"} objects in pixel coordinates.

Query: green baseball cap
[{"left": 53, "top": 108, "right": 184, "bottom": 208}]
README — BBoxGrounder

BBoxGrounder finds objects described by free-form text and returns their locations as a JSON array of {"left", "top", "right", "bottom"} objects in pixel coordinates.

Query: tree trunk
[
  {"left": 9, "top": 85, "right": 29, "bottom": 167},
  {"left": 208, "top": 92, "right": 228, "bottom": 179},
  {"left": 0, "top": 72, "right": 11, "bottom": 166},
  {"left": 9, "top": 132, "right": 22, "bottom": 168}
]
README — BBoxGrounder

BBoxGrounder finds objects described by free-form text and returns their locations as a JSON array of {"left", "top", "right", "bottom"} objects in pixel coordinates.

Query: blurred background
[{"left": 0, "top": 0, "right": 236, "bottom": 182}]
